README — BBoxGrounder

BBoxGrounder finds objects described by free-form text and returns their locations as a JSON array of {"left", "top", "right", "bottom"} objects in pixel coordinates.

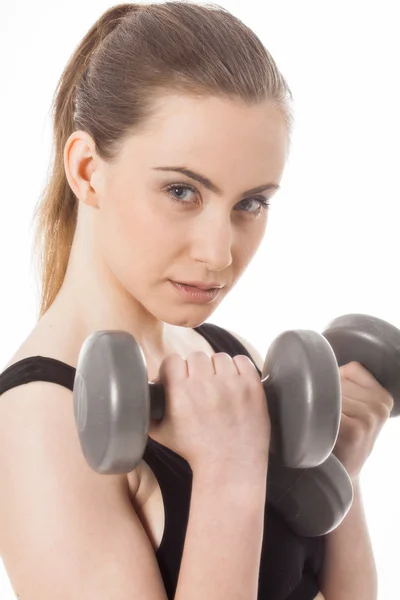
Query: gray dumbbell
[
  {"left": 278, "top": 312, "right": 400, "bottom": 537},
  {"left": 323, "top": 313, "right": 400, "bottom": 415},
  {"left": 73, "top": 328, "right": 342, "bottom": 475}
]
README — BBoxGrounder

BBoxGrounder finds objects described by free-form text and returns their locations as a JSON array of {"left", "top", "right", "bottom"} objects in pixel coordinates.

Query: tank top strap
[
  {"left": 0, "top": 356, "right": 75, "bottom": 396},
  {"left": 194, "top": 322, "right": 262, "bottom": 374}
]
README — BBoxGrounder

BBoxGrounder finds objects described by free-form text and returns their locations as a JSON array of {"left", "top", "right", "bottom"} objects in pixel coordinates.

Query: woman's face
[{"left": 76, "top": 94, "right": 288, "bottom": 328}]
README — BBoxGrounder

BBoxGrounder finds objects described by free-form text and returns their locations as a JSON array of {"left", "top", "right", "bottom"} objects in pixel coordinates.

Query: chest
[{"left": 128, "top": 460, "right": 165, "bottom": 551}]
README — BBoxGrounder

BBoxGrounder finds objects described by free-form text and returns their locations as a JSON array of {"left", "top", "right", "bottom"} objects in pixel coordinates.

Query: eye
[
  {"left": 166, "top": 184, "right": 196, "bottom": 203},
  {"left": 239, "top": 197, "right": 271, "bottom": 215},
  {"left": 164, "top": 183, "right": 270, "bottom": 217}
]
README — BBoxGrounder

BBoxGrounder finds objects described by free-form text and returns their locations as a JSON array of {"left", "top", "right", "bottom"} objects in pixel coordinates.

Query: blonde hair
[{"left": 31, "top": 1, "right": 294, "bottom": 319}]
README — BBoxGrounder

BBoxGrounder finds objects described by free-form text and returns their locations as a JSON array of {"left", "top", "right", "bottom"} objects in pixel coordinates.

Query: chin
[{"left": 161, "top": 309, "right": 218, "bottom": 329}]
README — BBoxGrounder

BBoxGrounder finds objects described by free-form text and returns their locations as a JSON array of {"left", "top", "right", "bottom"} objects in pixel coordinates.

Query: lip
[
  {"left": 173, "top": 281, "right": 224, "bottom": 290},
  {"left": 170, "top": 281, "right": 222, "bottom": 304}
]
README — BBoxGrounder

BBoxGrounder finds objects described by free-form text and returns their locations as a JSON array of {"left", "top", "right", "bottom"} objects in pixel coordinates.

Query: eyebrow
[{"left": 152, "top": 166, "right": 280, "bottom": 196}]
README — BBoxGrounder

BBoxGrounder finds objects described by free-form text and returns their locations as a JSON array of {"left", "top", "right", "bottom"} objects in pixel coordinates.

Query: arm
[
  {"left": 172, "top": 329, "right": 270, "bottom": 599},
  {"left": 175, "top": 468, "right": 268, "bottom": 600},
  {"left": 0, "top": 379, "right": 268, "bottom": 600},
  {"left": 318, "top": 481, "right": 378, "bottom": 600},
  {"left": 229, "top": 330, "right": 378, "bottom": 599},
  {"left": 0, "top": 383, "right": 169, "bottom": 600},
  {"left": 229, "top": 330, "right": 378, "bottom": 600}
]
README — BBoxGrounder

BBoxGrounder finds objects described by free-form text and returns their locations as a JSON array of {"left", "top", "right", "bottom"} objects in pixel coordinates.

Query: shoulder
[{"left": 227, "top": 330, "right": 264, "bottom": 372}]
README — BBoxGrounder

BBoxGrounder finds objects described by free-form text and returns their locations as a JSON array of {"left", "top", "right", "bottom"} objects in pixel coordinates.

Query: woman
[{"left": 0, "top": 3, "right": 328, "bottom": 598}]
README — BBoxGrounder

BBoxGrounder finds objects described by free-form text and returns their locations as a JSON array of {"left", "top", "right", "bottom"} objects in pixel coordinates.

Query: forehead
[
  {"left": 118, "top": 93, "right": 289, "bottom": 181},
  {"left": 140, "top": 93, "right": 287, "bottom": 145}
]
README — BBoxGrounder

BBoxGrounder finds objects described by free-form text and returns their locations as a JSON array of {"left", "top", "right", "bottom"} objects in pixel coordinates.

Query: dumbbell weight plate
[
  {"left": 267, "top": 453, "right": 354, "bottom": 537},
  {"left": 262, "top": 330, "right": 342, "bottom": 469},
  {"left": 323, "top": 314, "right": 400, "bottom": 416},
  {"left": 73, "top": 330, "right": 151, "bottom": 474}
]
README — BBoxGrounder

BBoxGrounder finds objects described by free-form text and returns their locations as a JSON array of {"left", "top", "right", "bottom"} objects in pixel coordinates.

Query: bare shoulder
[
  {"left": 0, "top": 377, "right": 165, "bottom": 599},
  {"left": 314, "top": 593, "right": 326, "bottom": 600},
  {"left": 227, "top": 329, "right": 264, "bottom": 372},
  {"left": 0, "top": 323, "right": 141, "bottom": 500},
  {"left": 1, "top": 319, "right": 74, "bottom": 372}
]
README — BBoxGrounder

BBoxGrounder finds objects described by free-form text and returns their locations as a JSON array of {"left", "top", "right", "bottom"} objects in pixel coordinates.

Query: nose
[{"left": 190, "top": 216, "right": 233, "bottom": 272}]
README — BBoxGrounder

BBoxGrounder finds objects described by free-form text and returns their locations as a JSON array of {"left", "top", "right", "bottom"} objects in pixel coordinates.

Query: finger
[
  {"left": 186, "top": 351, "right": 216, "bottom": 376},
  {"left": 212, "top": 352, "right": 241, "bottom": 375},
  {"left": 340, "top": 379, "right": 375, "bottom": 403},
  {"left": 233, "top": 354, "right": 261, "bottom": 377},
  {"left": 339, "top": 362, "right": 378, "bottom": 389},
  {"left": 334, "top": 412, "right": 359, "bottom": 445},
  {"left": 158, "top": 352, "right": 189, "bottom": 385},
  {"left": 341, "top": 395, "right": 387, "bottom": 429},
  {"left": 340, "top": 395, "right": 368, "bottom": 419}
]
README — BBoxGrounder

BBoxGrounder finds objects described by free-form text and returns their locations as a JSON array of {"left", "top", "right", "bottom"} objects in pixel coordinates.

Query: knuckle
[
  {"left": 364, "top": 411, "right": 376, "bottom": 429},
  {"left": 160, "top": 352, "right": 184, "bottom": 370},
  {"left": 233, "top": 354, "right": 256, "bottom": 369},
  {"left": 164, "top": 352, "right": 184, "bottom": 363},
  {"left": 384, "top": 392, "right": 395, "bottom": 412},
  {"left": 213, "top": 352, "right": 233, "bottom": 360},
  {"left": 349, "top": 360, "right": 362, "bottom": 370},
  {"left": 343, "top": 361, "right": 361, "bottom": 376},
  {"left": 235, "top": 353, "right": 252, "bottom": 362},
  {"left": 350, "top": 424, "right": 363, "bottom": 444},
  {"left": 376, "top": 401, "right": 391, "bottom": 420},
  {"left": 188, "top": 350, "right": 211, "bottom": 360}
]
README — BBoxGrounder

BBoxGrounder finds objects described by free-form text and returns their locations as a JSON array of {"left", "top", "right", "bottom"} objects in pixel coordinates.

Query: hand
[{"left": 332, "top": 361, "right": 394, "bottom": 483}]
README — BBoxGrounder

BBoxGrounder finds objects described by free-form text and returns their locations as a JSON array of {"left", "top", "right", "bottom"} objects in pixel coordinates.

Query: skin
[
  {"left": 45, "top": 93, "right": 288, "bottom": 367},
  {"left": 19, "top": 93, "right": 329, "bottom": 599}
]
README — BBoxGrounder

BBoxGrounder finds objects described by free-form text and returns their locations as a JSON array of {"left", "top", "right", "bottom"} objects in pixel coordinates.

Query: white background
[{"left": 0, "top": 1, "right": 399, "bottom": 598}]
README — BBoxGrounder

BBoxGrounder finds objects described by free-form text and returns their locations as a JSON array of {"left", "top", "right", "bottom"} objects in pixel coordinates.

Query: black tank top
[{"left": 0, "top": 322, "right": 325, "bottom": 599}]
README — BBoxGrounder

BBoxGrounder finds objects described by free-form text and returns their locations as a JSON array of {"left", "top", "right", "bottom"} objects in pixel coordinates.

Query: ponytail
[{"left": 31, "top": 4, "right": 141, "bottom": 318}]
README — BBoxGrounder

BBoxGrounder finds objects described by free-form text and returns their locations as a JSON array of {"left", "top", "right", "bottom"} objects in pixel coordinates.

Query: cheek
[
  {"left": 98, "top": 193, "right": 177, "bottom": 283},
  {"left": 234, "top": 221, "right": 266, "bottom": 263}
]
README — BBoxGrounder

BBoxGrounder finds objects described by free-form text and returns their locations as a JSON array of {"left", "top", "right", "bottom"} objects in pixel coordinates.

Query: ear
[
  {"left": 227, "top": 331, "right": 264, "bottom": 372},
  {"left": 63, "top": 130, "right": 101, "bottom": 210}
]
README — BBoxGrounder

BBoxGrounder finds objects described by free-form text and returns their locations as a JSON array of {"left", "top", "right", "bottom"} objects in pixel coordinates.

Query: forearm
[
  {"left": 319, "top": 480, "right": 378, "bottom": 600},
  {"left": 175, "top": 469, "right": 268, "bottom": 600}
]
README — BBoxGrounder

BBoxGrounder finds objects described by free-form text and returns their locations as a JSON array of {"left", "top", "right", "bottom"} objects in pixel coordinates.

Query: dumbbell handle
[
  {"left": 148, "top": 375, "right": 272, "bottom": 418},
  {"left": 148, "top": 381, "right": 167, "bottom": 421},
  {"left": 148, "top": 375, "right": 280, "bottom": 447}
]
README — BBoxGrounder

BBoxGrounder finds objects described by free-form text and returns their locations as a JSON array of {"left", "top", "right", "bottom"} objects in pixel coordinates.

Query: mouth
[
  {"left": 170, "top": 281, "right": 223, "bottom": 302},
  {"left": 173, "top": 281, "right": 224, "bottom": 291}
]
